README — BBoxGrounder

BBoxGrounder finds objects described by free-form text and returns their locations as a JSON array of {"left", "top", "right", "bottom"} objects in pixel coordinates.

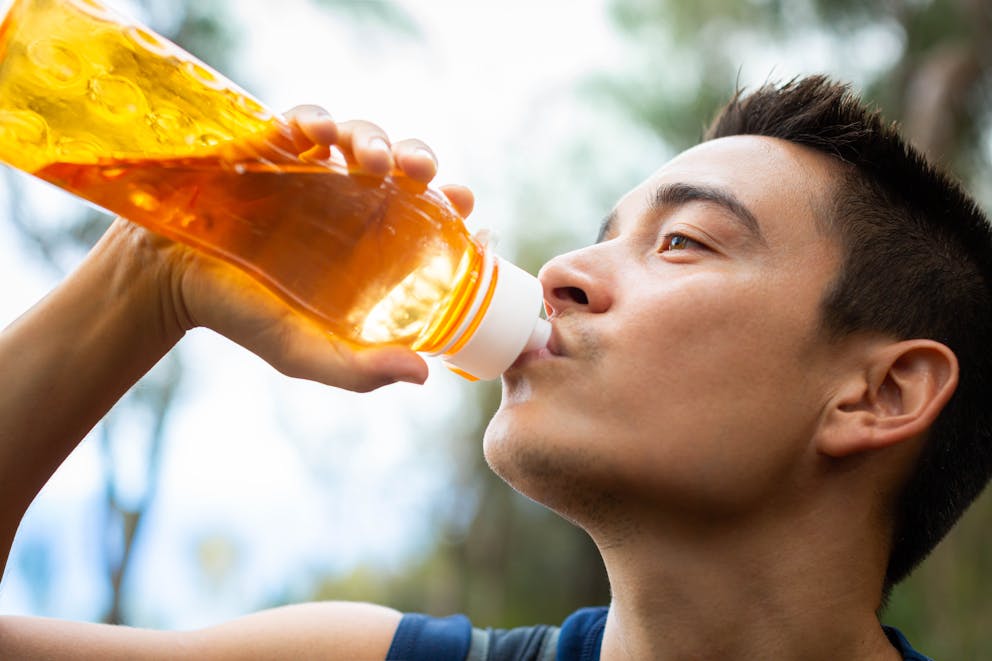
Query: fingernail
[
  {"left": 302, "top": 106, "right": 329, "bottom": 120},
  {"left": 369, "top": 137, "right": 390, "bottom": 153}
]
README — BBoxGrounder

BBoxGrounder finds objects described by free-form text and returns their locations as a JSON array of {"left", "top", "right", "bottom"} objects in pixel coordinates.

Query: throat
[{"left": 595, "top": 523, "right": 897, "bottom": 660}]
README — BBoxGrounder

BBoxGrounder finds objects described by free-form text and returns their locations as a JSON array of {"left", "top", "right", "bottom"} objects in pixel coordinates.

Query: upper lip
[{"left": 508, "top": 322, "right": 564, "bottom": 371}]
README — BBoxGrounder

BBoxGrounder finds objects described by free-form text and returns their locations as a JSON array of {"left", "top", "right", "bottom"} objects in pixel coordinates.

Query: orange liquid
[
  {"left": 34, "top": 156, "right": 485, "bottom": 350},
  {"left": 0, "top": 0, "right": 485, "bottom": 350}
]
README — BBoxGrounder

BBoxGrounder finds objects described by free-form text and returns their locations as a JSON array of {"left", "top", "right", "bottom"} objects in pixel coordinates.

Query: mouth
[{"left": 507, "top": 324, "right": 563, "bottom": 371}]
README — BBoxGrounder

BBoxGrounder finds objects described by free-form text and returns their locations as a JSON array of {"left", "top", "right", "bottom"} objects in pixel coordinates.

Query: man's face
[{"left": 485, "top": 136, "right": 847, "bottom": 527}]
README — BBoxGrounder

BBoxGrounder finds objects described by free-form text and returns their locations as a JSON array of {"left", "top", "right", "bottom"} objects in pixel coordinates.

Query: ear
[{"left": 817, "top": 339, "right": 959, "bottom": 458}]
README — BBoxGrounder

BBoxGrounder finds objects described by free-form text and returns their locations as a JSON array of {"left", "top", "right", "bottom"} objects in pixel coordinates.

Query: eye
[{"left": 659, "top": 232, "right": 705, "bottom": 252}]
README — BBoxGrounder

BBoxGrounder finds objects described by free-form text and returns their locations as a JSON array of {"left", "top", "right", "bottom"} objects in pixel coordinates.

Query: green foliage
[
  {"left": 605, "top": 0, "right": 992, "bottom": 197},
  {"left": 885, "top": 487, "right": 992, "bottom": 658}
]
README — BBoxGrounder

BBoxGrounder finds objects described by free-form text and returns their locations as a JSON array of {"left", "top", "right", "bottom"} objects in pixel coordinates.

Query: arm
[
  {"left": 0, "top": 239, "right": 407, "bottom": 657},
  {"left": 0, "top": 108, "right": 473, "bottom": 658},
  {"left": 0, "top": 216, "right": 182, "bottom": 575},
  {"left": 0, "top": 602, "right": 402, "bottom": 660}
]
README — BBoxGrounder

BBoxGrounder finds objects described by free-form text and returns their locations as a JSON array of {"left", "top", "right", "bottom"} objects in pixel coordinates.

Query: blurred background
[{"left": 0, "top": 0, "right": 990, "bottom": 657}]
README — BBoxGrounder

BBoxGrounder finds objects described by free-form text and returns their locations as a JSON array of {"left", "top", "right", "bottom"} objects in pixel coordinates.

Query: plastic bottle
[{"left": 0, "top": 0, "right": 550, "bottom": 380}]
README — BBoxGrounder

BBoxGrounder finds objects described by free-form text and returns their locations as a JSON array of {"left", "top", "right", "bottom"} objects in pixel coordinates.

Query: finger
[
  {"left": 337, "top": 120, "right": 393, "bottom": 176},
  {"left": 392, "top": 139, "right": 437, "bottom": 183},
  {"left": 285, "top": 104, "right": 338, "bottom": 147},
  {"left": 280, "top": 326, "right": 430, "bottom": 391},
  {"left": 439, "top": 184, "right": 475, "bottom": 218},
  {"left": 252, "top": 310, "right": 429, "bottom": 391},
  {"left": 189, "top": 258, "right": 428, "bottom": 391},
  {"left": 348, "top": 345, "right": 430, "bottom": 390}
]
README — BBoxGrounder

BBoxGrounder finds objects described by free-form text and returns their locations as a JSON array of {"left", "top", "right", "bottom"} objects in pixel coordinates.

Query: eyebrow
[{"left": 598, "top": 182, "right": 766, "bottom": 245}]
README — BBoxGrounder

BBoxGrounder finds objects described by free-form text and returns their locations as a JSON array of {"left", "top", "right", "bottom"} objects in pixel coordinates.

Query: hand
[
  {"left": 145, "top": 105, "right": 475, "bottom": 392},
  {"left": 284, "top": 104, "right": 475, "bottom": 214}
]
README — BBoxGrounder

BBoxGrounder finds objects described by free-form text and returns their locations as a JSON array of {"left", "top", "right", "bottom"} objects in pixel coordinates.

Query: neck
[{"left": 591, "top": 499, "right": 901, "bottom": 661}]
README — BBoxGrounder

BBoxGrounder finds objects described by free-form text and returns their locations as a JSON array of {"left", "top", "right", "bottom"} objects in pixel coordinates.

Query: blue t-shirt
[{"left": 385, "top": 606, "right": 933, "bottom": 660}]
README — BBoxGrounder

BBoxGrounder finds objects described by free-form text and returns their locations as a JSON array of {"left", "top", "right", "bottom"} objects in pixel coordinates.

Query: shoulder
[
  {"left": 557, "top": 607, "right": 608, "bottom": 660},
  {"left": 386, "top": 606, "right": 609, "bottom": 661},
  {"left": 882, "top": 625, "right": 935, "bottom": 661}
]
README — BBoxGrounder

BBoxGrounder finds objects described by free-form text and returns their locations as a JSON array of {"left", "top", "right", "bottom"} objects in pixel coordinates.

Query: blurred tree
[{"left": 598, "top": 0, "right": 992, "bottom": 193}]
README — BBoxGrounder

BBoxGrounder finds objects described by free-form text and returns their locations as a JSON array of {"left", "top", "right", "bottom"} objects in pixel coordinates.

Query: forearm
[
  {"left": 0, "top": 602, "right": 402, "bottom": 659},
  {"left": 0, "top": 219, "right": 184, "bottom": 574}
]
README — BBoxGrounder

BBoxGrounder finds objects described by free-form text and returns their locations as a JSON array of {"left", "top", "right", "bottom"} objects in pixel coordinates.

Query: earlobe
[{"left": 817, "top": 339, "right": 959, "bottom": 458}]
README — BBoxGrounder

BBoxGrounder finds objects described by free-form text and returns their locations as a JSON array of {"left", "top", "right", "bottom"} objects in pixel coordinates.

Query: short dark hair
[{"left": 703, "top": 76, "right": 992, "bottom": 592}]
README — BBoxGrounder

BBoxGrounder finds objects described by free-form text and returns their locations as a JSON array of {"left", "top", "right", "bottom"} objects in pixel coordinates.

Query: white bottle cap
[{"left": 439, "top": 256, "right": 550, "bottom": 381}]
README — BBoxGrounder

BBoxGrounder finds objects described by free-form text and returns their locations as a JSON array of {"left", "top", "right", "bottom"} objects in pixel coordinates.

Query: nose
[{"left": 538, "top": 246, "right": 613, "bottom": 319}]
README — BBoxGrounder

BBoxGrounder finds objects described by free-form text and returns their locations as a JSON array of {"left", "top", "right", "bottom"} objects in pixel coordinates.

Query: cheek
[
  {"left": 484, "top": 269, "right": 830, "bottom": 513},
  {"left": 601, "top": 287, "right": 820, "bottom": 446}
]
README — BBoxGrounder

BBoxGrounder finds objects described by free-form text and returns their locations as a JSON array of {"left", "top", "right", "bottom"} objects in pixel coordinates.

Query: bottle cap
[{"left": 440, "top": 256, "right": 549, "bottom": 381}]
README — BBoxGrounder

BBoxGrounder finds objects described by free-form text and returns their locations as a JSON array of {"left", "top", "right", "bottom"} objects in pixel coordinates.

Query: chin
[
  {"left": 483, "top": 404, "right": 554, "bottom": 495},
  {"left": 483, "top": 404, "right": 621, "bottom": 529},
  {"left": 482, "top": 405, "right": 523, "bottom": 480}
]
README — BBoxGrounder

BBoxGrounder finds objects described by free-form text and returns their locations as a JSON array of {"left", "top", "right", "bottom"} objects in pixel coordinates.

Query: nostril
[{"left": 554, "top": 286, "right": 589, "bottom": 305}]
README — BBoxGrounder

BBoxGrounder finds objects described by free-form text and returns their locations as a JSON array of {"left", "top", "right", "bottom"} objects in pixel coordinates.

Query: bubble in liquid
[
  {"left": 233, "top": 93, "right": 273, "bottom": 121},
  {"left": 0, "top": 110, "right": 51, "bottom": 169},
  {"left": 124, "top": 25, "right": 176, "bottom": 58},
  {"left": 26, "top": 39, "right": 84, "bottom": 86},
  {"left": 147, "top": 106, "right": 196, "bottom": 144},
  {"left": 55, "top": 137, "right": 102, "bottom": 163},
  {"left": 197, "top": 132, "right": 226, "bottom": 148},
  {"left": 180, "top": 60, "right": 226, "bottom": 91},
  {"left": 67, "top": 0, "right": 120, "bottom": 22},
  {"left": 87, "top": 75, "right": 148, "bottom": 119},
  {"left": 0, "top": 109, "right": 49, "bottom": 145}
]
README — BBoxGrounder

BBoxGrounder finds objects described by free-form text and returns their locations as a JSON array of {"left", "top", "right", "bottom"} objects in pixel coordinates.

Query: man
[{"left": 0, "top": 76, "right": 988, "bottom": 659}]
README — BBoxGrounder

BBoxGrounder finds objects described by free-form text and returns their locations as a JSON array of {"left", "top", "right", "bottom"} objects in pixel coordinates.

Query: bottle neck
[
  {"left": 436, "top": 251, "right": 549, "bottom": 381},
  {"left": 429, "top": 246, "right": 498, "bottom": 359}
]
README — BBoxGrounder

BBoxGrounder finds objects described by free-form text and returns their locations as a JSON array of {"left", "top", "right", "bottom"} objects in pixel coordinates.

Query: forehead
[{"left": 610, "top": 135, "right": 838, "bottom": 243}]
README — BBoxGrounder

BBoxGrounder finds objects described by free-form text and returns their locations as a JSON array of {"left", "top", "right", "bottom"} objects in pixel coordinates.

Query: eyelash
[{"left": 659, "top": 232, "right": 705, "bottom": 252}]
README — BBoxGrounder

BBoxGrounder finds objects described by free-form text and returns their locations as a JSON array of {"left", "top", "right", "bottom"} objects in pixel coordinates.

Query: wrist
[
  {"left": 93, "top": 217, "right": 191, "bottom": 346},
  {"left": 0, "top": 218, "right": 189, "bottom": 531}
]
